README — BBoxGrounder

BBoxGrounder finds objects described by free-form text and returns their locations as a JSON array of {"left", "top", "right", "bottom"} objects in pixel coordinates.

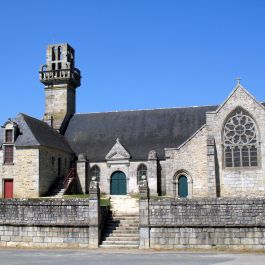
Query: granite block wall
[
  {"left": 0, "top": 199, "right": 90, "bottom": 248},
  {"left": 142, "top": 198, "right": 265, "bottom": 250}
]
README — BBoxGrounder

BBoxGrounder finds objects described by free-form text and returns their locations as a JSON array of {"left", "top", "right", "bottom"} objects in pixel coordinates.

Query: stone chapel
[{"left": 0, "top": 43, "right": 264, "bottom": 199}]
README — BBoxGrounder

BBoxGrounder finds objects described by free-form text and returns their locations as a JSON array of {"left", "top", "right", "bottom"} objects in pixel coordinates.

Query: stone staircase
[
  {"left": 46, "top": 166, "right": 77, "bottom": 198},
  {"left": 46, "top": 176, "right": 65, "bottom": 197},
  {"left": 100, "top": 195, "right": 139, "bottom": 248}
]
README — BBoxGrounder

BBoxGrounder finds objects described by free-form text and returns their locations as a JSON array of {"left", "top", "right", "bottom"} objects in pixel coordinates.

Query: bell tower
[{"left": 39, "top": 43, "right": 81, "bottom": 131}]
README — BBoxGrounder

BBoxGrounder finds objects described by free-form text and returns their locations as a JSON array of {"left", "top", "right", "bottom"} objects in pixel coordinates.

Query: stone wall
[
  {"left": 206, "top": 86, "right": 265, "bottom": 197},
  {"left": 164, "top": 126, "right": 209, "bottom": 197},
  {"left": 39, "top": 146, "right": 72, "bottom": 196},
  {"left": 0, "top": 199, "right": 90, "bottom": 248},
  {"left": 140, "top": 196, "right": 265, "bottom": 250},
  {"left": 0, "top": 148, "right": 39, "bottom": 198}
]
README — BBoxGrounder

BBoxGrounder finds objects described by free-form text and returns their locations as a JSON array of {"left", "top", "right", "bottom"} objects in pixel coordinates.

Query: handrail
[{"left": 63, "top": 166, "right": 77, "bottom": 192}]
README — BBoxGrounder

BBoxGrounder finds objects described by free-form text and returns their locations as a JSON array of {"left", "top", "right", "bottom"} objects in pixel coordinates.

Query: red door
[{"left": 4, "top": 179, "right": 13, "bottom": 198}]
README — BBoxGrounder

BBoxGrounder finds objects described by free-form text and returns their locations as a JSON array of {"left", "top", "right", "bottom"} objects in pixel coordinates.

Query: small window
[
  {"left": 178, "top": 175, "right": 188, "bottom": 198},
  {"left": 51, "top": 157, "right": 55, "bottom": 166},
  {"left": 52, "top": 47, "right": 56, "bottom": 61},
  {"left": 5, "top": 130, "right": 13, "bottom": 143},
  {"left": 58, "top": 46, "right": 62, "bottom": 60},
  {"left": 137, "top": 164, "right": 147, "bottom": 184},
  {"left": 90, "top": 165, "right": 100, "bottom": 182},
  {"left": 4, "top": 146, "right": 14, "bottom": 164}
]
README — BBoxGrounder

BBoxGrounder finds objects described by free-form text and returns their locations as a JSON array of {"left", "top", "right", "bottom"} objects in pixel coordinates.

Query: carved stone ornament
[
  {"left": 89, "top": 179, "right": 98, "bottom": 190},
  {"left": 139, "top": 179, "right": 148, "bottom": 188},
  {"left": 78, "top": 153, "right": 87, "bottom": 162},
  {"left": 148, "top": 150, "right": 157, "bottom": 160},
  {"left": 105, "top": 138, "right": 131, "bottom": 160}
]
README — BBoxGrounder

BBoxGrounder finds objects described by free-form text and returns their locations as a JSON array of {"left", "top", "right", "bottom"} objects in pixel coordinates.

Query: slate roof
[
  {"left": 0, "top": 113, "right": 72, "bottom": 153},
  {"left": 64, "top": 105, "right": 218, "bottom": 161}
]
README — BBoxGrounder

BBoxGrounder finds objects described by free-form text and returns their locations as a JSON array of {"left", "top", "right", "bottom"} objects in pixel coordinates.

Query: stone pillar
[
  {"left": 139, "top": 177, "right": 150, "bottom": 249},
  {"left": 147, "top": 150, "right": 158, "bottom": 196},
  {"left": 207, "top": 136, "right": 217, "bottom": 197},
  {"left": 89, "top": 178, "right": 100, "bottom": 248},
  {"left": 77, "top": 153, "right": 88, "bottom": 194}
]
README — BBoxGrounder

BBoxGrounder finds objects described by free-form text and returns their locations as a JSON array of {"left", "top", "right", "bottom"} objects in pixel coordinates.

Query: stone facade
[
  {"left": 39, "top": 146, "right": 72, "bottom": 196},
  {"left": 165, "top": 126, "right": 208, "bottom": 198},
  {"left": 0, "top": 148, "right": 39, "bottom": 198},
  {"left": 206, "top": 86, "right": 265, "bottom": 197},
  {"left": 0, "top": 146, "right": 72, "bottom": 198}
]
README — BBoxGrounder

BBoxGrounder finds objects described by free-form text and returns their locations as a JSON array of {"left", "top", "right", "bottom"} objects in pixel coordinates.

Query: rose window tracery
[{"left": 223, "top": 109, "right": 258, "bottom": 167}]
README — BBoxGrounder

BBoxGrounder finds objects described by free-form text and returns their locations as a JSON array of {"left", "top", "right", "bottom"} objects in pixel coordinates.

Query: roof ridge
[{"left": 75, "top": 104, "right": 219, "bottom": 115}]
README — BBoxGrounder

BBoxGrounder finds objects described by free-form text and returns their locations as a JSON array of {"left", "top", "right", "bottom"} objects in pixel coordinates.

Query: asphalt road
[{"left": 0, "top": 249, "right": 264, "bottom": 265}]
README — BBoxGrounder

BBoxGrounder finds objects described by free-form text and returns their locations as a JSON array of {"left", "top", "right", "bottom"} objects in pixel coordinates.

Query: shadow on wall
[{"left": 214, "top": 144, "right": 220, "bottom": 197}]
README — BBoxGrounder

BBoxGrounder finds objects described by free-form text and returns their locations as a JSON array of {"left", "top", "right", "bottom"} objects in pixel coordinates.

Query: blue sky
[{"left": 0, "top": 0, "right": 265, "bottom": 124}]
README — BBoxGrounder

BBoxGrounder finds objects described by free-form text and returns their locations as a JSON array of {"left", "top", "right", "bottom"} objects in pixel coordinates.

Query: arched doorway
[
  {"left": 178, "top": 175, "right": 188, "bottom": 198},
  {"left": 110, "top": 171, "right": 127, "bottom": 195}
]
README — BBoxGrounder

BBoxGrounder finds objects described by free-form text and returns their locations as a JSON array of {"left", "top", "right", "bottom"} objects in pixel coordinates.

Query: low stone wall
[
  {"left": 140, "top": 197, "right": 265, "bottom": 250},
  {"left": 0, "top": 199, "right": 90, "bottom": 248},
  {"left": 149, "top": 198, "right": 265, "bottom": 227}
]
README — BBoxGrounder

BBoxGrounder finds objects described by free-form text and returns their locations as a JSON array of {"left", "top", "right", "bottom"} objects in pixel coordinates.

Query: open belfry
[{"left": 0, "top": 44, "right": 265, "bottom": 250}]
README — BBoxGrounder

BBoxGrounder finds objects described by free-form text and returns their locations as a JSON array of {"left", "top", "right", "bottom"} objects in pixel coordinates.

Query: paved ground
[{"left": 0, "top": 249, "right": 265, "bottom": 265}]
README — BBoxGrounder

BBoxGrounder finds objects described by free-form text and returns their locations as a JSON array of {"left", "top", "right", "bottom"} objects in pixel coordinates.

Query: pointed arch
[
  {"left": 223, "top": 107, "right": 259, "bottom": 167},
  {"left": 137, "top": 163, "right": 147, "bottom": 184},
  {"left": 90, "top": 165, "right": 100, "bottom": 182}
]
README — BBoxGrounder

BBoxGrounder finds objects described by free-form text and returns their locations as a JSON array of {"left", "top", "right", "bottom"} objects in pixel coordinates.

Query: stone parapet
[
  {"left": 0, "top": 199, "right": 89, "bottom": 226},
  {"left": 139, "top": 196, "right": 265, "bottom": 249}
]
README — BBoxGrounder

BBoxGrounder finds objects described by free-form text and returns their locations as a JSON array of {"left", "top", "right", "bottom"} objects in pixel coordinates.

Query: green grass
[
  {"left": 63, "top": 194, "right": 90, "bottom": 199},
  {"left": 62, "top": 194, "right": 110, "bottom": 206}
]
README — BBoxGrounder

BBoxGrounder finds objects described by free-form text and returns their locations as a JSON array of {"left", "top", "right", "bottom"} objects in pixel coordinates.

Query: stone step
[
  {"left": 105, "top": 223, "right": 139, "bottom": 228},
  {"left": 101, "top": 240, "right": 139, "bottom": 245},
  {"left": 109, "top": 215, "right": 139, "bottom": 218},
  {"left": 104, "top": 227, "right": 139, "bottom": 231},
  {"left": 102, "top": 236, "right": 139, "bottom": 241},
  {"left": 107, "top": 220, "right": 139, "bottom": 225},
  {"left": 104, "top": 229, "right": 139, "bottom": 235},
  {"left": 103, "top": 232, "right": 138, "bottom": 237},
  {"left": 99, "top": 244, "right": 139, "bottom": 249}
]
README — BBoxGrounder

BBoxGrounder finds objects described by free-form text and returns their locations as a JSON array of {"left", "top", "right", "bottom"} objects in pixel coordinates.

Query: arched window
[
  {"left": 90, "top": 165, "right": 100, "bottom": 182},
  {"left": 52, "top": 47, "right": 56, "bottom": 61},
  {"left": 57, "top": 46, "right": 62, "bottom": 60},
  {"left": 178, "top": 175, "right": 188, "bottom": 198},
  {"left": 223, "top": 108, "right": 258, "bottom": 167},
  {"left": 137, "top": 164, "right": 147, "bottom": 184}
]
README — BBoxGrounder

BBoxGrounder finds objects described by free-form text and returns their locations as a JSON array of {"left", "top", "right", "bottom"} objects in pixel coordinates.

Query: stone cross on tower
[{"left": 39, "top": 43, "right": 81, "bottom": 131}]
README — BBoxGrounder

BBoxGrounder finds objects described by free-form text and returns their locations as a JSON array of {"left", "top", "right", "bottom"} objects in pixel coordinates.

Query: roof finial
[
  {"left": 236, "top": 77, "right": 241, "bottom": 85},
  {"left": 116, "top": 138, "right": 120, "bottom": 143}
]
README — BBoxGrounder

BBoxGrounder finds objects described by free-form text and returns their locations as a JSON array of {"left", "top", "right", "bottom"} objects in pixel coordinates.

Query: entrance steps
[
  {"left": 109, "top": 195, "right": 139, "bottom": 215},
  {"left": 100, "top": 196, "right": 139, "bottom": 249},
  {"left": 100, "top": 212, "right": 139, "bottom": 249}
]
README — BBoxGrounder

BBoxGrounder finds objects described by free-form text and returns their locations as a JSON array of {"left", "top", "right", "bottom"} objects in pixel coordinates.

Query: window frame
[
  {"left": 90, "top": 165, "right": 100, "bottom": 182},
  {"left": 223, "top": 108, "right": 259, "bottom": 169},
  {"left": 4, "top": 145, "right": 14, "bottom": 165},
  {"left": 137, "top": 164, "right": 147, "bottom": 184}
]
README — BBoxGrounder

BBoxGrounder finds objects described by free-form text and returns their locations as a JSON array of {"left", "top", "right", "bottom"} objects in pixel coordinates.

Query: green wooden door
[
  {"left": 178, "top": 175, "right": 188, "bottom": 198},
  {"left": 110, "top": 171, "right": 127, "bottom": 195}
]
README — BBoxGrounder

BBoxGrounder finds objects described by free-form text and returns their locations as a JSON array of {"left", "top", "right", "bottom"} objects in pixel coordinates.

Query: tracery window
[
  {"left": 223, "top": 108, "right": 258, "bottom": 167},
  {"left": 137, "top": 164, "right": 147, "bottom": 184},
  {"left": 90, "top": 165, "right": 100, "bottom": 182}
]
